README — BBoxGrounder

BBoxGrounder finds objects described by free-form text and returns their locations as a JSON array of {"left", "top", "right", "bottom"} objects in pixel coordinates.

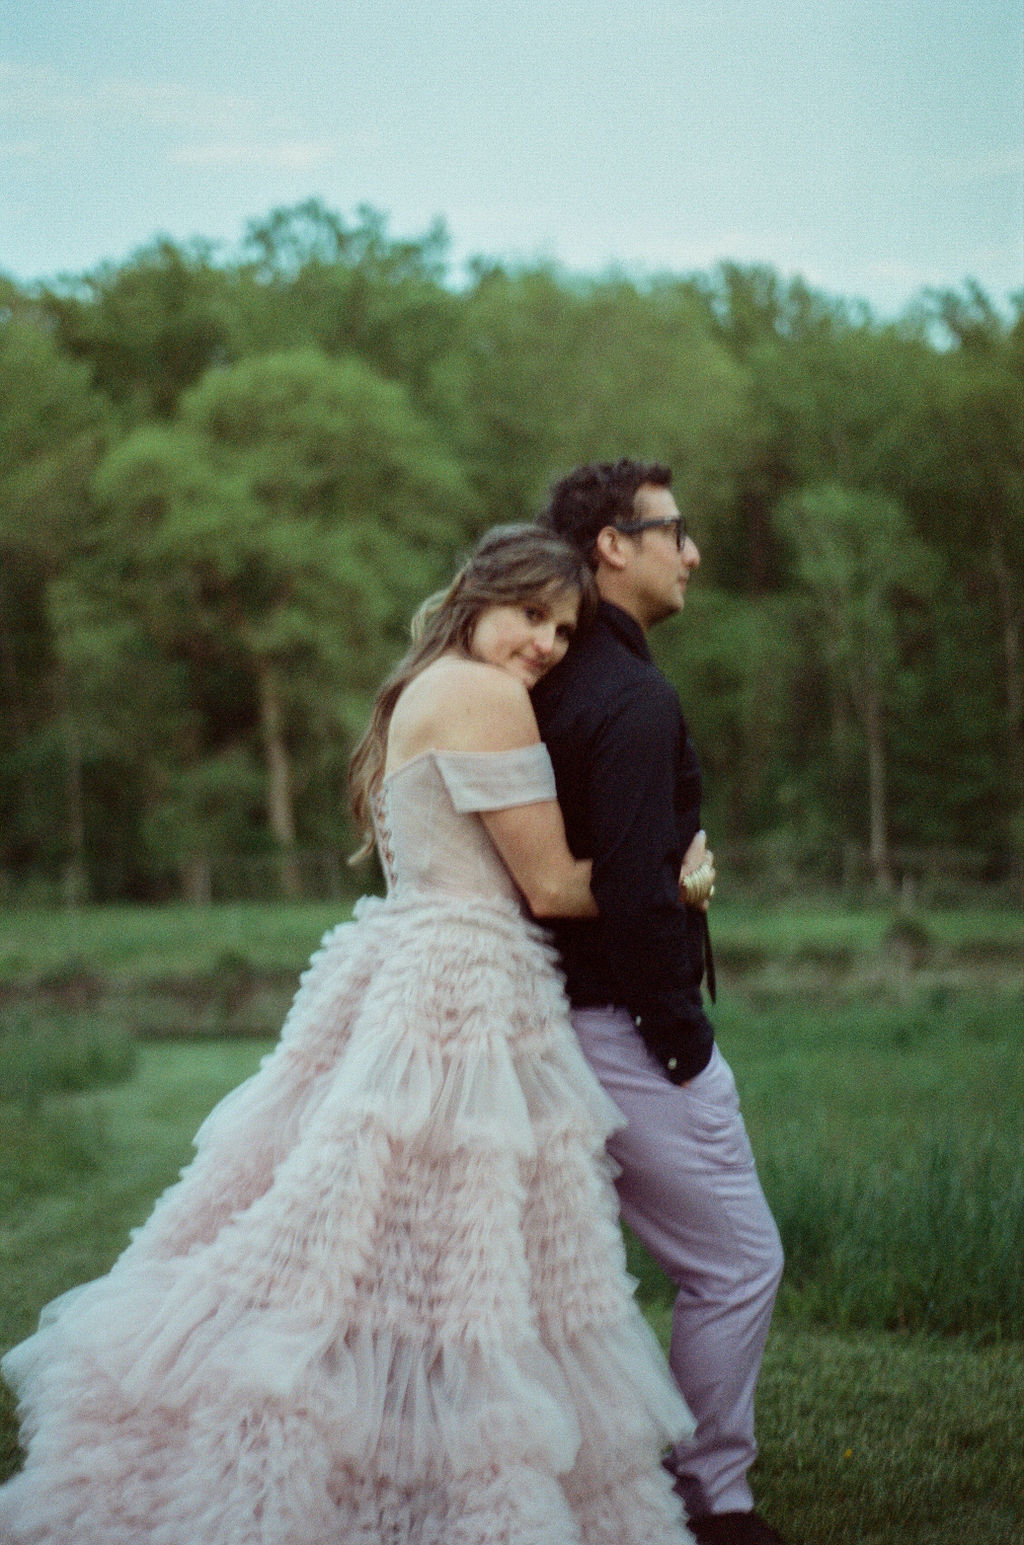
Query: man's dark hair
[{"left": 539, "top": 458, "right": 673, "bottom": 564}]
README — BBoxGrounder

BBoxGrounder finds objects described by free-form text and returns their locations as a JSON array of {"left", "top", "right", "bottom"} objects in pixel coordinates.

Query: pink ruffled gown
[{"left": 0, "top": 744, "right": 694, "bottom": 1545}]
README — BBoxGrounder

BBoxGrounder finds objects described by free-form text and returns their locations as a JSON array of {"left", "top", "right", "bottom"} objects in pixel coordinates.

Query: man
[{"left": 531, "top": 459, "right": 786, "bottom": 1545}]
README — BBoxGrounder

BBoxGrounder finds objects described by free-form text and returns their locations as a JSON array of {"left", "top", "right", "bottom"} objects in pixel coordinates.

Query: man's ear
[{"left": 593, "top": 525, "right": 630, "bottom": 571}]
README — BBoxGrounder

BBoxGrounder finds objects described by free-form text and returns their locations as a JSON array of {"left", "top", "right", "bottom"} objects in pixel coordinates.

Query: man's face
[{"left": 619, "top": 484, "right": 701, "bottom": 628}]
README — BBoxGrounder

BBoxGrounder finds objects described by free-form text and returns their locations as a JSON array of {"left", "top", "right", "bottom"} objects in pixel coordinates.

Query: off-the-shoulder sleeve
[{"left": 434, "top": 744, "right": 557, "bottom": 813}]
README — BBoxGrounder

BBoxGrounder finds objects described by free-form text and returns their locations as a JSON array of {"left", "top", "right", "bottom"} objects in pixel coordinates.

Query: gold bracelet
[{"left": 682, "top": 857, "right": 714, "bottom": 905}]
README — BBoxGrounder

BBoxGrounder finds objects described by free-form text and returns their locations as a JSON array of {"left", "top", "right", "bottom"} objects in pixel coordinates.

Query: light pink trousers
[{"left": 570, "top": 1007, "right": 784, "bottom": 1517}]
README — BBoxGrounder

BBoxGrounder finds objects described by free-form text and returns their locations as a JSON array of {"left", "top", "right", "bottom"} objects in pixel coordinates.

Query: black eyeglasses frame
[{"left": 613, "top": 515, "right": 687, "bottom": 550}]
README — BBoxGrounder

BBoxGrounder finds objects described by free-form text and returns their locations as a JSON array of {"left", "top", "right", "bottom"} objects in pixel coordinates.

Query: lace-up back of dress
[{"left": 375, "top": 746, "right": 556, "bottom": 905}]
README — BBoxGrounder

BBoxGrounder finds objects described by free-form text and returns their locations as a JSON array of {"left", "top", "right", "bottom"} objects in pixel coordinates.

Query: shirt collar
[{"left": 598, "top": 599, "right": 652, "bottom": 661}]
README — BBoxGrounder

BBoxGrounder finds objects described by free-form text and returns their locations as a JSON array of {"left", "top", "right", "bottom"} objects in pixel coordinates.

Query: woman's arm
[
  {"left": 480, "top": 804, "right": 597, "bottom": 918},
  {"left": 387, "top": 658, "right": 597, "bottom": 918}
]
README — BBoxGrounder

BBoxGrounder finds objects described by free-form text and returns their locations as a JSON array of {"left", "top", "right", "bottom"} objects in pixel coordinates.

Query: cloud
[
  {"left": 930, "top": 149, "right": 1024, "bottom": 187},
  {"left": 0, "top": 58, "right": 332, "bottom": 179},
  {"left": 168, "top": 140, "right": 336, "bottom": 172},
  {"left": 0, "top": 59, "right": 255, "bottom": 134},
  {"left": 0, "top": 138, "right": 45, "bottom": 160}
]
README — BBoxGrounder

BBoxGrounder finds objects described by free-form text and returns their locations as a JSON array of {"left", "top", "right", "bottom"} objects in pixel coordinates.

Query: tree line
[{"left": 1, "top": 200, "right": 1021, "bottom": 902}]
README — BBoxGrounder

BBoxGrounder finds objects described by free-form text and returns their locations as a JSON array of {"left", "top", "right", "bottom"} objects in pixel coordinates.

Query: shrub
[{"left": 1, "top": 1008, "right": 136, "bottom": 1103}]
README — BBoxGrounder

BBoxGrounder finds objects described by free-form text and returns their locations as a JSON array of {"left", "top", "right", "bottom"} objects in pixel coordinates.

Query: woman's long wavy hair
[{"left": 348, "top": 524, "right": 597, "bottom": 859}]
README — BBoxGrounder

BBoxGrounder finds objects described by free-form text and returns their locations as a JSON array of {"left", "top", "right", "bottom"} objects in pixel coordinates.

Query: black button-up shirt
[{"left": 531, "top": 601, "right": 715, "bottom": 1083}]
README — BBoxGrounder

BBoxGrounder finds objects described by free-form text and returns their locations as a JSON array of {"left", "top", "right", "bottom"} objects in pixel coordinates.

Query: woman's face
[{"left": 468, "top": 587, "right": 580, "bottom": 688}]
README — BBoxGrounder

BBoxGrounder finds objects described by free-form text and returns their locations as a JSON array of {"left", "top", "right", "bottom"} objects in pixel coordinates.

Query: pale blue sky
[{"left": 2, "top": 0, "right": 1021, "bottom": 314}]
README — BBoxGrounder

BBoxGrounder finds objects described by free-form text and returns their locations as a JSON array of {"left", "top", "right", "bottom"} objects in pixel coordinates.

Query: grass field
[
  {"left": 0, "top": 895, "right": 1021, "bottom": 982},
  {"left": 1, "top": 899, "right": 1021, "bottom": 1541}
]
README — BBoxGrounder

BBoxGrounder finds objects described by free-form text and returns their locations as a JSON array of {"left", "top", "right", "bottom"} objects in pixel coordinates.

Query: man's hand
[{"left": 679, "top": 829, "right": 715, "bottom": 911}]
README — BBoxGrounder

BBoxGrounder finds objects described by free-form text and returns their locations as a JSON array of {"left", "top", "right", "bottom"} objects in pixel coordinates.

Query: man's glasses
[{"left": 614, "top": 515, "right": 687, "bottom": 549}]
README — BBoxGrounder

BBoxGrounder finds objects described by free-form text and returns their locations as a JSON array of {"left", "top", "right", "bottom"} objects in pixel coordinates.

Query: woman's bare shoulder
[
  {"left": 401, "top": 654, "right": 529, "bottom": 707},
  {"left": 389, "top": 656, "right": 537, "bottom": 760}
]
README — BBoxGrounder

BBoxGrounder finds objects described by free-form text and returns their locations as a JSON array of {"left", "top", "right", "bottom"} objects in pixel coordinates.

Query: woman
[{"left": 0, "top": 526, "right": 694, "bottom": 1545}]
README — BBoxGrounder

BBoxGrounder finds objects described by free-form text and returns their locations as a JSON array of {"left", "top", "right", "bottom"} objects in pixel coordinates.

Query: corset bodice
[{"left": 373, "top": 745, "right": 557, "bottom": 905}]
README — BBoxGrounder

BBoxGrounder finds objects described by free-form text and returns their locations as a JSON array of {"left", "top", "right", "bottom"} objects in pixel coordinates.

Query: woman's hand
[{"left": 679, "top": 829, "right": 715, "bottom": 911}]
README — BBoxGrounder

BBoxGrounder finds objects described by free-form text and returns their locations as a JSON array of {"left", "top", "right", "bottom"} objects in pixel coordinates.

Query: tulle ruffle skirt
[{"left": 0, "top": 892, "right": 693, "bottom": 1544}]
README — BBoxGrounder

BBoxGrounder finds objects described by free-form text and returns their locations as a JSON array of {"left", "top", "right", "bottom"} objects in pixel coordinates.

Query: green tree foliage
[
  {"left": 686, "top": 265, "right": 1022, "bottom": 873},
  {"left": 777, "top": 485, "right": 937, "bottom": 889},
  {"left": 654, "top": 586, "right": 804, "bottom": 842},
  {"left": 922, "top": 290, "right": 1023, "bottom": 821},
  {"left": 82, "top": 347, "right": 472, "bottom": 895},
  {"left": 1, "top": 217, "right": 1019, "bottom": 899},
  {"left": 857, "top": 288, "right": 1024, "bottom": 854},
  {"left": 0, "top": 304, "right": 111, "bottom": 890},
  {"left": 443, "top": 265, "right": 748, "bottom": 526},
  {"left": 694, "top": 264, "right": 945, "bottom": 591},
  {"left": 38, "top": 239, "right": 234, "bottom": 420},
  {"left": 233, "top": 201, "right": 462, "bottom": 409}
]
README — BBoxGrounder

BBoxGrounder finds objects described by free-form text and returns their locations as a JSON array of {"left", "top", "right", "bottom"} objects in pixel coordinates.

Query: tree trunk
[
  {"left": 0, "top": 571, "right": 34, "bottom": 865},
  {"left": 181, "top": 852, "right": 212, "bottom": 906},
  {"left": 988, "top": 527, "right": 1024, "bottom": 808},
  {"left": 256, "top": 659, "right": 301, "bottom": 898},
  {"left": 0, "top": 571, "right": 26, "bottom": 745},
  {"left": 857, "top": 670, "right": 896, "bottom": 897},
  {"left": 58, "top": 662, "right": 89, "bottom": 907}
]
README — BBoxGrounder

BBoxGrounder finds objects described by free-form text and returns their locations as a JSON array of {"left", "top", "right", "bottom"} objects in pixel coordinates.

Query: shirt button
[
  {"left": 667, "top": 1057, "right": 678, "bottom": 1071},
  {"left": 635, "top": 1015, "right": 642, "bottom": 1027}
]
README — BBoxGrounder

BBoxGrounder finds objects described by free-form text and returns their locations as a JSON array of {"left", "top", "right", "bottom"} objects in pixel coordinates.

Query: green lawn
[
  {"left": 0, "top": 901, "right": 354, "bottom": 981},
  {"left": 644, "top": 1300, "right": 1022, "bottom": 1545},
  {"left": 0, "top": 896, "right": 1019, "bottom": 983},
  {"left": 2, "top": 1038, "right": 1021, "bottom": 1542},
  {"left": 755, "top": 1328, "right": 1021, "bottom": 1545},
  {"left": 1, "top": 899, "right": 1021, "bottom": 1540}
]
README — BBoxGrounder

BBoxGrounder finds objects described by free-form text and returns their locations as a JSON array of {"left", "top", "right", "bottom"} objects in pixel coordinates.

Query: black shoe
[{"left": 687, "top": 1511, "right": 788, "bottom": 1545}]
